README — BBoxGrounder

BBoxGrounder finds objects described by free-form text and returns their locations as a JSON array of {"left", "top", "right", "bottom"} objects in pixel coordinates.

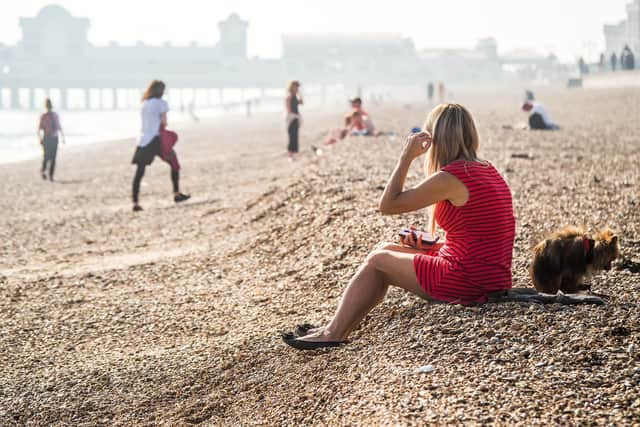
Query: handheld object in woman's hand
[{"left": 398, "top": 228, "right": 439, "bottom": 245}]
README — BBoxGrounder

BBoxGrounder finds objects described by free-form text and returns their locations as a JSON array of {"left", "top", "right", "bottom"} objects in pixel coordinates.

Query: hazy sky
[{"left": 0, "top": 0, "right": 631, "bottom": 62}]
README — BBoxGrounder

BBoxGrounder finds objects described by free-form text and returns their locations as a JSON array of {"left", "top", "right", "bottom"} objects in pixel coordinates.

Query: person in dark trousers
[
  {"left": 611, "top": 52, "right": 617, "bottom": 71},
  {"left": 285, "top": 80, "right": 303, "bottom": 160},
  {"left": 131, "top": 80, "right": 190, "bottom": 212},
  {"left": 38, "top": 98, "right": 65, "bottom": 181},
  {"left": 621, "top": 45, "right": 635, "bottom": 70}
]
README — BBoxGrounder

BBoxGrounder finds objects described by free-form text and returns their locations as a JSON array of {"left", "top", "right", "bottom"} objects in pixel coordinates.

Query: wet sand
[{"left": 1, "top": 87, "right": 639, "bottom": 425}]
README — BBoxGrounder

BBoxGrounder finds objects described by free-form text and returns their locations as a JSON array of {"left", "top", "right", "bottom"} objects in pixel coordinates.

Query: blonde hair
[
  {"left": 422, "top": 103, "right": 480, "bottom": 233},
  {"left": 287, "top": 80, "right": 300, "bottom": 94}
]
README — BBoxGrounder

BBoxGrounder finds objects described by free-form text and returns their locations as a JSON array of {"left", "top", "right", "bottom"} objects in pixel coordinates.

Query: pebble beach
[{"left": 1, "top": 86, "right": 639, "bottom": 425}]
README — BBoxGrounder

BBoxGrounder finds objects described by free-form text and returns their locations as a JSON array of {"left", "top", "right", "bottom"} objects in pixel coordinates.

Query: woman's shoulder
[{"left": 441, "top": 158, "right": 496, "bottom": 178}]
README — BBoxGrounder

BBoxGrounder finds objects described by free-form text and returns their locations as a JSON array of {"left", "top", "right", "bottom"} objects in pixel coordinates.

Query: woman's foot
[
  {"left": 174, "top": 193, "right": 191, "bottom": 203},
  {"left": 282, "top": 329, "right": 348, "bottom": 350},
  {"left": 132, "top": 204, "right": 143, "bottom": 212},
  {"left": 41, "top": 172, "right": 47, "bottom": 180},
  {"left": 294, "top": 323, "right": 321, "bottom": 337}
]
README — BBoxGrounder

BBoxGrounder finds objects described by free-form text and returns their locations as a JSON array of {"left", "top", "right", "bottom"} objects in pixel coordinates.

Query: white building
[{"left": 604, "top": 0, "right": 640, "bottom": 59}]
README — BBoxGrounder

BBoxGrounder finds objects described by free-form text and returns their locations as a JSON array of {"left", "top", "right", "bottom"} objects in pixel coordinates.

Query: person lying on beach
[
  {"left": 283, "top": 103, "right": 516, "bottom": 350},
  {"left": 325, "top": 113, "right": 354, "bottom": 145},
  {"left": 522, "top": 101, "right": 559, "bottom": 130},
  {"left": 131, "top": 80, "right": 190, "bottom": 212}
]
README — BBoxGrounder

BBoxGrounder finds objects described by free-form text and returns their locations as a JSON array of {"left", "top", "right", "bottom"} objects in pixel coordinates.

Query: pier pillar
[
  {"left": 10, "top": 88, "right": 19, "bottom": 109},
  {"left": 84, "top": 89, "right": 90, "bottom": 110},
  {"left": 111, "top": 88, "right": 117, "bottom": 110},
  {"left": 61, "top": 89, "right": 68, "bottom": 110},
  {"left": 28, "top": 89, "right": 36, "bottom": 110},
  {"left": 0, "top": 89, "right": 3, "bottom": 110}
]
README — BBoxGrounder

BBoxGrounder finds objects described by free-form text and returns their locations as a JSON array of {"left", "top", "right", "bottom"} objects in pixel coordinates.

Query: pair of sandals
[{"left": 281, "top": 323, "right": 348, "bottom": 350}]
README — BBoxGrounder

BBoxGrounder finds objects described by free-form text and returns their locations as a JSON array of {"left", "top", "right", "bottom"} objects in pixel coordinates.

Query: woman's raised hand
[{"left": 402, "top": 131, "right": 432, "bottom": 160}]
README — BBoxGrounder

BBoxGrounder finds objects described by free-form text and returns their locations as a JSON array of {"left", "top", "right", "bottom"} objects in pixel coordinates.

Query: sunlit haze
[{"left": 0, "top": 0, "right": 630, "bottom": 62}]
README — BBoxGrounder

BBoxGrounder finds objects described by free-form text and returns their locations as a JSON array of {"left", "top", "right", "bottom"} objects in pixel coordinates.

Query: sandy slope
[{"left": 0, "top": 87, "right": 639, "bottom": 425}]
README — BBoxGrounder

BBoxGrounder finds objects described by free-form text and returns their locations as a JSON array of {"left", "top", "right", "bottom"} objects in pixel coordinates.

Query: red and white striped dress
[{"left": 413, "top": 159, "right": 515, "bottom": 304}]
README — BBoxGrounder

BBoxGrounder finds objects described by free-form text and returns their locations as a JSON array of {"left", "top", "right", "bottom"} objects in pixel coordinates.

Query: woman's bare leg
[{"left": 298, "top": 244, "right": 431, "bottom": 342}]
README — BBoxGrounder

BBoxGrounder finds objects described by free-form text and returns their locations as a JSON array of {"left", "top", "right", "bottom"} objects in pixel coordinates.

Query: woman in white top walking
[{"left": 131, "top": 80, "right": 190, "bottom": 211}]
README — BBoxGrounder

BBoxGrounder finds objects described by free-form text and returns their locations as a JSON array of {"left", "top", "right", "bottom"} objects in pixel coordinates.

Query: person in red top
[
  {"left": 38, "top": 98, "right": 65, "bottom": 181},
  {"left": 349, "top": 97, "right": 375, "bottom": 135},
  {"left": 284, "top": 103, "right": 516, "bottom": 350}
]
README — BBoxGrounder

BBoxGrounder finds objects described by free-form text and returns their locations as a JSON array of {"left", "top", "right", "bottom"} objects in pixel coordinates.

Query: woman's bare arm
[
  {"left": 161, "top": 112, "right": 168, "bottom": 128},
  {"left": 379, "top": 132, "right": 467, "bottom": 215}
]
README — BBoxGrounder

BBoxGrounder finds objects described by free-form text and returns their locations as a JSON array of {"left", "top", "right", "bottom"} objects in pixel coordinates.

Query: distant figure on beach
[
  {"left": 285, "top": 80, "right": 303, "bottom": 160},
  {"left": 522, "top": 101, "right": 559, "bottom": 130},
  {"left": 525, "top": 90, "right": 535, "bottom": 102},
  {"left": 437, "top": 81, "right": 446, "bottom": 103},
  {"left": 427, "top": 82, "right": 434, "bottom": 103},
  {"left": 610, "top": 52, "right": 617, "bottom": 71},
  {"left": 38, "top": 98, "right": 65, "bottom": 181},
  {"left": 578, "top": 57, "right": 589, "bottom": 75},
  {"left": 283, "top": 103, "right": 515, "bottom": 350},
  {"left": 324, "top": 113, "right": 354, "bottom": 145},
  {"left": 131, "top": 80, "right": 190, "bottom": 212},
  {"left": 350, "top": 97, "right": 376, "bottom": 135},
  {"left": 621, "top": 45, "right": 635, "bottom": 70}
]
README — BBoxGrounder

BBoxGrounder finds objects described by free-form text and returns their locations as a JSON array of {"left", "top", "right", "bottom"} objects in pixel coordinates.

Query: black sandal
[
  {"left": 294, "top": 323, "right": 318, "bottom": 337},
  {"left": 281, "top": 332, "right": 347, "bottom": 351}
]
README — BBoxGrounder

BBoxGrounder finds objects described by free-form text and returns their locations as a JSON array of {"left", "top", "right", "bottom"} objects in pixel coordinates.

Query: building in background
[
  {"left": 0, "top": 4, "right": 568, "bottom": 110},
  {"left": 604, "top": 0, "right": 640, "bottom": 63}
]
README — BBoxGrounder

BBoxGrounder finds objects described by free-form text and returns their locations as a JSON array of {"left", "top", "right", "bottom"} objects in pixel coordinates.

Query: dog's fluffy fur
[{"left": 530, "top": 226, "right": 619, "bottom": 294}]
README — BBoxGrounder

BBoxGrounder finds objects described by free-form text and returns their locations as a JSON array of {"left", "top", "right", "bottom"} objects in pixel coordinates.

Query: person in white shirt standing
[
  {"left": 131, "top": 80, "right": 190, "bottom": 212},
  {"left": 522, "top": 101, "right": 559, "bottom": 130}
]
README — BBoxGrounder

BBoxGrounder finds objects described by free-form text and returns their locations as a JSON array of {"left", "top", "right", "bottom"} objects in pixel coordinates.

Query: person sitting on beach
[
  {"left": 349, "top": 111, "right": 376, "bottom": 136},
  {"left": 521, "top": 101, "right": 559, "bottom": 130},
  {"left": 350, "top": 97, "right": 376, "bottom": 135},
  {"left": 283, "top": 103, "right": 516, "bottom": 350},
  {"left": 38, "top": 98, "right": 65, "bottom": 181},
  {"left": 131, "top": 80, "right": 190, "bottom": 212}
]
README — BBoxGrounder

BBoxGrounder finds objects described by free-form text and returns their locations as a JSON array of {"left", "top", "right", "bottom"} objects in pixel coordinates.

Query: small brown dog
[{"left": 530, "top": 226, "right": 619, "bottom": 294}]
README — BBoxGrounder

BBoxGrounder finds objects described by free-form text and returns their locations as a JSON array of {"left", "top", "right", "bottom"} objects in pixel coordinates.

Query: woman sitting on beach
[
  {"left": 284, "top": 103, "right": 516, "bottom": 350},
  {"left": 131, "top": 80, "right": 190, "bottom": 211}
]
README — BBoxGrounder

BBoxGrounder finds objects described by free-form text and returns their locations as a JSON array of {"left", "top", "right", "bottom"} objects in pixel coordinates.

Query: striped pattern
[{"left": 414, "top": 160, "right": 515, "bottom": 304}]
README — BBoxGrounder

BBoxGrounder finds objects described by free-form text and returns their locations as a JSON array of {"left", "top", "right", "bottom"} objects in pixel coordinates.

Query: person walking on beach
[
  {"left": 131, "top": 80, "right": 190, "bottom": 212},
  {"left": 38, "top": 98, "right": 65, "bottom": 181},
  {"left": 283, "top": 103, "right": 515, "bottom": 350},
  {"left": 610, "top": 52, "right": 617, "bottom": 71},
  {"left": 286, "top": 80, "right": 303, "bottom": 160},
  {"left": 427, "top": 82, "right": 434, "bottom": 103}
]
